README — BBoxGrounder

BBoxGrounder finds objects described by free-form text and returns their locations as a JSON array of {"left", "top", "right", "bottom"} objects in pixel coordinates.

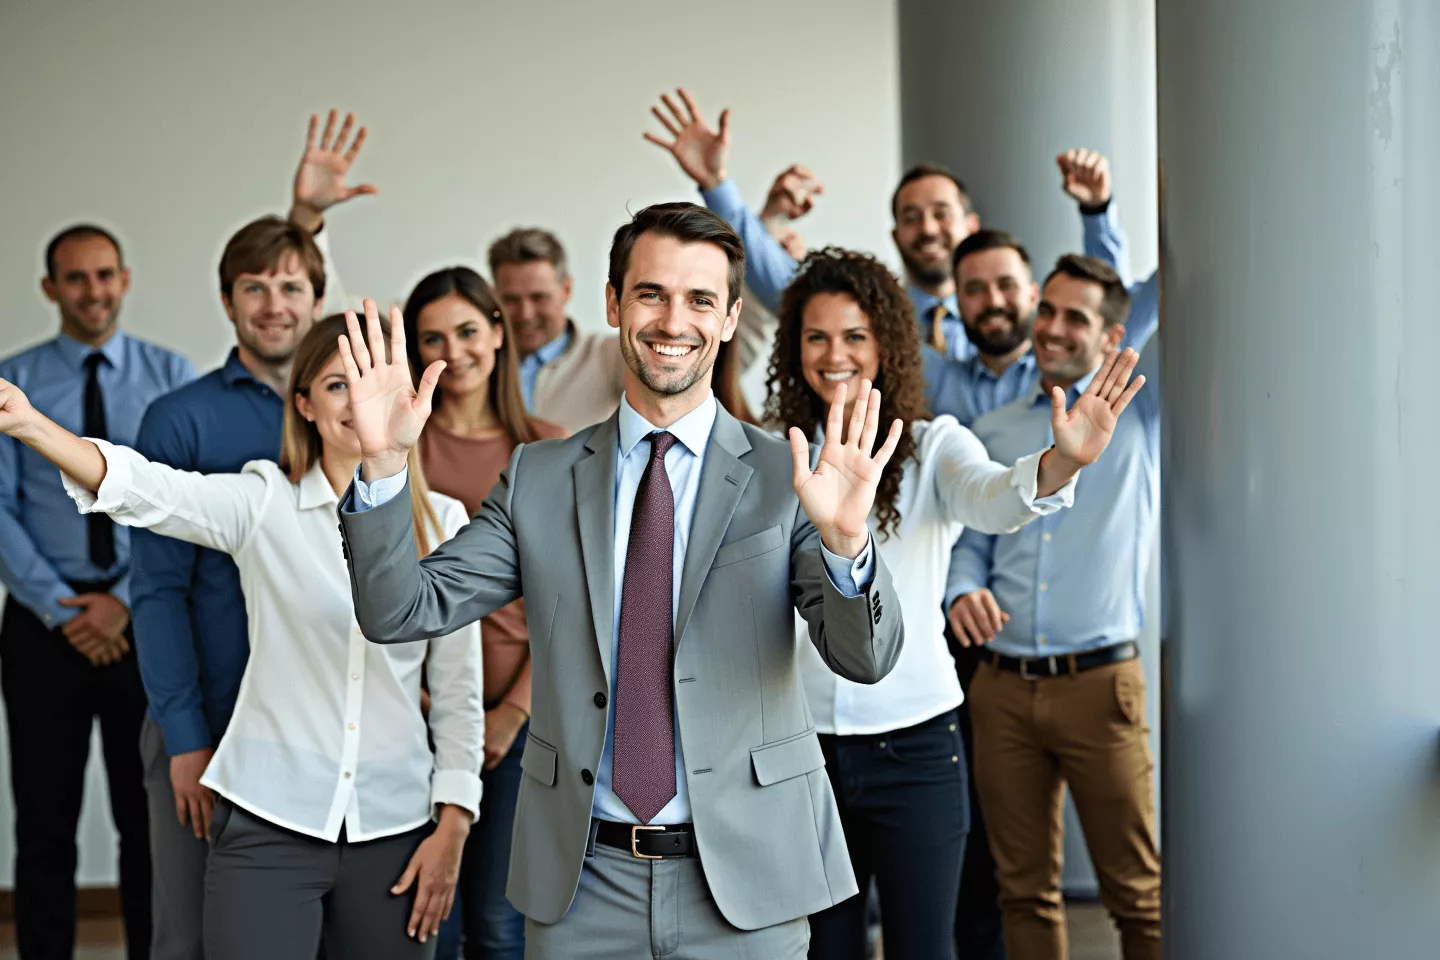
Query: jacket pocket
[
  {"left": 750, "top": 728, "right": 825, "bottom": 786},
  {"left": 520, "top": 732, "right": 558, "bottom": 786},
  {"left": 712, "top": 525, "right": 785, "bottom": 569}
]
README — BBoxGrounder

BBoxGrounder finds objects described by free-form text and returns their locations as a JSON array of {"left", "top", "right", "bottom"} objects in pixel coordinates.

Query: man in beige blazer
[{"left": 336, "top": 203, "right": 906, "bottom": 957}]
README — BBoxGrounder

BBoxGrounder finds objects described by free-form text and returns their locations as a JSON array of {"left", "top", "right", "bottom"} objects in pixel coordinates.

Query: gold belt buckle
[{"left": 631, "top": 824, "right": 665, "bottom": 860}]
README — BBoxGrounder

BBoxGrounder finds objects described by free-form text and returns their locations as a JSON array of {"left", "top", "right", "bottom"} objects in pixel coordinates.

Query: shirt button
[
  {"left": 581, "top": 769, "right": 594, "bottom": 786},
  {"left": 1043, "top": 533, "right": 1053, "bottom": 542},
  {"left": 343, "top": 771, "right": 352, "bottom": 779},
  {"left": 593, "top": 692, "right": 608, "bottom": 709},
  {"left": 1038, "top": 635, "right": 1049, "bottom": 646},
  {"left": 1039, "top": 583, "right": 1048, "bottom": 592},
  {"left": 348, "top": 722, "right": 357, "bottom": 730},
  {"left": 352, "top": 674, "right": 360, "bottom": 681}
]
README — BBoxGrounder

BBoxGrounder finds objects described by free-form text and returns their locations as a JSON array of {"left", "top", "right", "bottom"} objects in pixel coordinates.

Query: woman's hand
[
  {"left": 484, "top": 702, "right": 528, "bottom": 772},
  {"left": 392, "top": 804, "right": 471, "bottom": 943},
  {"left": 0, "top": 376, "right": 107, "bottom": 490},
  {"left": 0, "top": 376, "right": 41, "bottom": 440}
]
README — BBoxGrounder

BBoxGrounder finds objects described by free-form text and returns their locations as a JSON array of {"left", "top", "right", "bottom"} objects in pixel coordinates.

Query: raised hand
[
  {"left": 0, "top": 377, "right": 39, "bottom": 440},
  {"left": 643, "top": 88, "right": 730, "bottom": 191},
  {"left": 788, "top": 380, "right": 903, "bottom": 559},
  {"left": 1050, "top": 348, "right": 1144, "bottom": 467},
  {"left": 337, "top": 299, "right": 445, "bottom": 481},
  {"left": 760, "top": 164, "right": 825, "bottom": 222},
  {"left": 1057, "top": 148, "right": 1112, "bottom": 207},
  {"left": 290, "top": 109, "right": 379, "bottom": 231}
]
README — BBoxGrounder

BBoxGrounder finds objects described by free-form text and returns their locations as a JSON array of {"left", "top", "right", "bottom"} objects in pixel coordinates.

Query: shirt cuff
[
  {"left": 1011, "top": 449, "right": 1077, "bottom": 513},
  {"left": 157, "top": 709, "right": 214, "bottom": 758},
  {"left": 350, "top": 465, "right": 409, "bottom": 512},
  {"left": 820, "top": 535, "right": 875, "bottom": 598},
  {"left": 61, "top": 438, "right": 131, "bottom": 514},
  {"left": 430, "top": 769, "right": 482, "bottom": 823}
]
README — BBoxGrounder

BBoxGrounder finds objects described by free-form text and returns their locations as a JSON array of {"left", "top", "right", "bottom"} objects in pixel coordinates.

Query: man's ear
[
  {"left": 721, "top": 297, "right": 742, "bottom": 342},
  {"left": 40, "top": 277, "right": 58, "bottom": 304},
  {"left": 1104, "top": 323, "right": 1126, "bottom": 350},
  {"left": 221, "top": 293, "right": 236, "bottom": 323},
  {"left": 561, "top": 274, "right": 575, "bottom": 306},
  {"left": 605, "top": 284, "right": 620, "bottom": 330}
]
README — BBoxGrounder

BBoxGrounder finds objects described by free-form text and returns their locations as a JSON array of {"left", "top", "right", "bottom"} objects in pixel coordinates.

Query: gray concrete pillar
[
  {"left": 898, "top": 0, "right": 1160, "bottom": 896},
  {"left": 1159, "top": 1, "right": 1440, "bottom": 957}
]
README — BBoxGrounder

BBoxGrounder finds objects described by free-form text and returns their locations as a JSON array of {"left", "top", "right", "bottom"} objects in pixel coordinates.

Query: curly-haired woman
[{"left": 766, "top": 247, "right": 1142, "bottom": 960}]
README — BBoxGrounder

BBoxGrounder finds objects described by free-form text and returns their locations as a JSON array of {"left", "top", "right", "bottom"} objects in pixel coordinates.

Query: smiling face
[
  {"left": 414, "top": 292, "right": 503, "bottom": 401},
  {"left": 223, "top": 250, "right": 323, "bottom": 366},
  {"left": 1032, "top": 272, "right": 1125, "bottom": 385},
  {"left": 43, "top": 234, "right": 130, "bottom": 344},
  {"left": 606, "top": 231, "right": 739, "bottom": 403},
  {"left": 798, "top": 291, "right": 882, "bottom": 416},
  {"left": 292, "top": 351, "right": 360, "bottom": 460},
  {"left": 957, "top": 246, "right": 1039, "bottom": 357},
  {"left": 891, "top": 174, "right": 978, "bottom": 288},
  {"left": 494, "top": 260, "right": 572, "bottom": 356}
]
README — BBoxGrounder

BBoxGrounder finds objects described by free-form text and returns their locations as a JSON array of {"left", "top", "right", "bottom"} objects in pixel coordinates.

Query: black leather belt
[
  {"left": 593, "top": 819, "right": 696, "bottom": 860},
  {"left": 988, "top": 641, "right": 1138, "bottom": 680}
]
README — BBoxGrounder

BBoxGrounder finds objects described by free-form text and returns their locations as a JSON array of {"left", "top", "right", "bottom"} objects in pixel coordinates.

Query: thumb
[
  {"left": 57, "top": 595, "right": 87, "bottom": 608},
  {"left": 718, "top": 108, "right": 731, "bottom": 146},
  {"left": 1050, "top": 386, "right": 1067, "bottom": 426},
  {"left": 416, "top": 360, "right": 446, "bottom": 414},
  {"left": 392, "top": 852, "right": 421, "bottom": 895},
  {"left": 787, "top": 427, "right": 812, "bottom": 490},
  {"left": 344, "top": 184, "right": 380, "bottom": 199}
]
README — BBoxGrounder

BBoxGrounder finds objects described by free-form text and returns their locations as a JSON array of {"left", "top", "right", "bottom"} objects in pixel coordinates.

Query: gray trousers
[
  {"left": 203, "top": 799, "right": 435, "bottom": 960},
  {"left": 142, "top": 714, "right": 209, "bottom": 960},
  {"left": 524, "top": 835, "right": 809, "bottom": 960}
]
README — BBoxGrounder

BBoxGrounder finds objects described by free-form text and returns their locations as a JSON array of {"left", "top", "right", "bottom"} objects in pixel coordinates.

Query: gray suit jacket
[{"left": 337, "top": 406, "right": 904, "bottom": 930}]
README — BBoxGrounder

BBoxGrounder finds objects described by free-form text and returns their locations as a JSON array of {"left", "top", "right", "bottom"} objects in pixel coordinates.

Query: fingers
[
  {"left": 391, "top": 853, "right": 420, "bottom": 896},
  {"left": 871, "top": 419, "right": 903, "bottom": 468},
  {"left": 344, "top": 183, "right": 380, "bottom": 199},
  {"left": 1102, "top": 349, "right": 1139, "bottom": 404},
  {"left": 787, "top": 427, "right": 813, "bottom": 490},
  {"left": 304, "top": 113, "right": 318, "bottom": 152},
  {"left": 387, "top": 304, "right": 407, "bottom": 370},
  {"left": 1050, "top": 385, "right": 1066, "bottom": 424},
  {"left": 1111, "top": 375, "right": 1146, "bottom": 417},
  {"left": 952, "top": 602, "right": 986, "bottom": 647},
  {"left": 364, "top": 299, "right": 387, "bottom": 368},
  {"left": 342, "top": 310, "right": 371, "bottom": 374},
  {"left": 416, "top": 361, "right": 446, "bottom": 414},
  {"left": 676, "top": 87, "right": 701, "bottom": 124},
  {"left": 717, "top": 107, "right": 731, "bottom": 146},
  {"left": 187, "top": 794, "right": 206, "bottom": 840},
  {"left": 405, "top": 881, "right": 429, "bottom": 940},
  {"left": 57, "top": 594, "right": 87, "bottom": 608},
  {"left": 418, "top": 877, "right": 450, "bottom": 940},
  {"left": 482, "top": 748, "right": 502, "bottom": 773},
  {"left": 333, "top": 112, "right": 356, "bottom": 155},
  {"left": 649, "top": 106, "right": 680, "bottom": 140},
  {"left": 846, "top": 379, "right": 870, "bottom": 448},
  {"left": 660, "top": 92, "right": 687, "bottom": 130},
  {"left": 858, "top": 386, "right": 881, "bottom": 455},
  {"left": 174, "top": 792, "right": 190, "bottom": 829},
  {"left": 342, "top": 122, "right": 367, "bottom": 163},
  {"left": 642, "top": 130, "right": 675, "bottom": 151},
  {"left": 823, "top": 381, "right": 847, "bottom": 448},
  {"left": 1085, "top": 349, "right": 1120, "bottom": 397},
  {"left": 977, "top": 591, "right": 1008, "bottom": 636},
  {"left": 319, "top": 108, "right": 338, "bottom": 151},
  {"left": 199, "top": 790, "right": 215, "bottom": 839}
]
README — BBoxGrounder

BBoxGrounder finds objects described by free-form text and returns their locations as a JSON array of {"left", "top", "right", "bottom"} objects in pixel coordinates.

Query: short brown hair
[
  {"left": 607, "top": 202, "right": 745, "bottom": 310},
  {"left": 1043, "top": 254, "right": 1131, "bottom": 327},
  {"left": 45, "top": 224, "right": 123, "bottom": 280},
  {"left": 487, "top": 228, "right": 568, "bottom": 281},
  {"left": 953, "top": 228, "right": 1031, "bottom": 274},
  {"left": 218, "top": 216, "right": 326, "bottom": 300},
  {"left": 891, "top": 163, "right": 974, "bottom": 221}
]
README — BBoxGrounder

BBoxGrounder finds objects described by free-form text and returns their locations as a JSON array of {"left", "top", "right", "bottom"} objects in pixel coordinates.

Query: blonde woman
[{"left": 0, "top": 315, "right": 483, "bottom": 960}]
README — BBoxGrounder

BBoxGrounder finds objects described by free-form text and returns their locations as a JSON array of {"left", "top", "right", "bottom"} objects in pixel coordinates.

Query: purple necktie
[{"left": 612, "top": 431, "right": 678, "bottom": 823}]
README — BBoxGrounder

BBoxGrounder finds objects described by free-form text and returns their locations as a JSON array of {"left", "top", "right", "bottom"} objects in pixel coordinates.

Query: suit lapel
[
  {"left": 575, "top": 414, "right": 620, "bottom": 686},
  {"left": 674, "top": 409, "right": 753, "bottom": 652}
]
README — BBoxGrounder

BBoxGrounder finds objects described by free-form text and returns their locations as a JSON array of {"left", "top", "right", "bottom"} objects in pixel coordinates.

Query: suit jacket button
[
  {"left": 593, "top": 692, "right": 607, "bottom": 708},
  {"left": 581, "top": 769, "right": 594, "bottom": 786}
]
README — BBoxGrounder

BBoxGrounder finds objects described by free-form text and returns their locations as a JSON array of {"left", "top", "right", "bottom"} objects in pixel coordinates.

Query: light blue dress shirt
[
  {"left": 352, "top": 393, "right": 874, "bottom": 824},
  {"left": 518, "top": 325, "right": 572, "bottom": 411},
  {"left": 0, "top": 330, "right": 195, "bottom": 627},
  {"left": 945, "top": 344, "right": 1160, "bottom": 659}
]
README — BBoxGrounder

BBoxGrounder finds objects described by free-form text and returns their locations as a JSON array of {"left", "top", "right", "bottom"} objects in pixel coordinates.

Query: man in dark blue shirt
[
  {"left": 131, "top": 109, "right": 369, "bottom": 960},
  {"left": 0, "top": 224, "right": 195, "bottom": 960}
]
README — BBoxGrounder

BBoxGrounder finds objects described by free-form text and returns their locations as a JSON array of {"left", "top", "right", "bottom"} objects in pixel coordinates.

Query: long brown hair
[
  {"left": 402, "top": 266, "right": 542, "bottom": 445},
  {"left": 765, "top": 247, "right": 928, "bottom": 539},
  {"left": 280, "top": 314, "right": 443, "bottom": 556}
]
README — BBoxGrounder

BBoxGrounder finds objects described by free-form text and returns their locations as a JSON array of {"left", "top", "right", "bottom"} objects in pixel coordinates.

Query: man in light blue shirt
[
  {"left": 946, "top": 254, "right": 1162, "bottom": 960},
  {"left": 0, "top": 223, "right": 194, "bottom": 959}
]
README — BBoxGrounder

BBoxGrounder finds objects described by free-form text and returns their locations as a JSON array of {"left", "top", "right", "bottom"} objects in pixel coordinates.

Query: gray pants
[
  {"left": 524, "top": 837, "right": 809, "bottom": 960},
  {"left": 203, "top": 799, "right": 435, "bottom": 960},
  {"left": 142, "top": 714, "right": 209, "bottom": 960}
]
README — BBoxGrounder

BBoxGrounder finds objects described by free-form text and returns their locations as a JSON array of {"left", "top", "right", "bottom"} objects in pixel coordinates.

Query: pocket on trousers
[
  {"left": 885, "top": 714, "right": 962, "bottom": 767},
  {"left": 208, "top": 797, "right": 235, "bottom": 848},
  {"left": 1113, "top": 666, "right": 1146, "bottom": 727}
]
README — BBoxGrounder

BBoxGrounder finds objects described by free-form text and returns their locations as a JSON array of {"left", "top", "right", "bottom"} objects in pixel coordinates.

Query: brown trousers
[{"left": 969, "top": 656, "right": 1161, "bottom": 960}]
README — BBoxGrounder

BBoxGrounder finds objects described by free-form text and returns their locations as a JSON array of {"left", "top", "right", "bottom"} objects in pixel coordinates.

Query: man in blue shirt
[
  {"left": 947, "top": 255, "right": 1161, "bottom": 960},
  {"left": 130, "top": 109, "right": 368, "bottom": 960},
  {"left": 0, "top": 223, "right": 196, "bottom": 960}
]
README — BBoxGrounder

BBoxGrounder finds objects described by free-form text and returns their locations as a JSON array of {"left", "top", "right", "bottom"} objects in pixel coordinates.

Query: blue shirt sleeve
[
  {"left": 1082, "top": 203, "right": 1133, "bottom": 286},
  {"left": 1120, "top": 269, "right": 1160, "bottom": 356},
  {"left": 820, "top": 536, "right": 875, "bottom": 598},
  {"left": 348, "top": 465, "right": 409, "bottom": 512},
  {"left": 0, "top": 430, "right": 77, "bottom": 628},
  {"left": 944, "top": 526, "right": 997, "bottom": 613},
  {"left": 130, "top": 398, "right": 214, "bottom": 755},
  {"left": 699, "top": 179, "right": 798, "bottom": 314}
]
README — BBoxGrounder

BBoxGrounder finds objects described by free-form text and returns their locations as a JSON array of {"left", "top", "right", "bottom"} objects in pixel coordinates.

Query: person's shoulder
[
  {"left": 142, "top": 366, "right": 228, "bottom": 416},
  {"left": 0, "top": 335, "right": 59, "bottom": 376},
  {"left": 530, "top": 417, "right": 570, "bottom": 441}
]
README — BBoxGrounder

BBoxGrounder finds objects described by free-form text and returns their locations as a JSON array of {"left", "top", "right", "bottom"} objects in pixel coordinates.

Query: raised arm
[
  {"left": 1059, "top": 148, "right": 1133, "bottom": 285},
  {"left": 644, "top": 88, "right": 821, "bottom": 313}
]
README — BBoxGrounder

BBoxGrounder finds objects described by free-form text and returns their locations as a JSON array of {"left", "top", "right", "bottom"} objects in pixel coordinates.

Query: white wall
[{"left": 0, "top": 0, "right": 901, "bottom": 885}]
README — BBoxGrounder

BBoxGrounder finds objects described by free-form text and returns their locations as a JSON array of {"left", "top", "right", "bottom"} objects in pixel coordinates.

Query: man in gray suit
[{"left": 334, "top": 203, "right": 906, "bottom": 957}]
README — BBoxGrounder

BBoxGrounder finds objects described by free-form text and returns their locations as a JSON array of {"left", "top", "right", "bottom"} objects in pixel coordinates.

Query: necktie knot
[
  {"left": 84, "top": 352, "right": 105, "bottom": 373},
  {"left": 647, "top": 431, "right": 677, "bottom": 462}
]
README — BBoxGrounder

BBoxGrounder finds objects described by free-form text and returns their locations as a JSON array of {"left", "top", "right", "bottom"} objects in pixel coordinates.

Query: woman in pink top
[{"left": 402, "top": 266, "right": 565, "bottom": 960}]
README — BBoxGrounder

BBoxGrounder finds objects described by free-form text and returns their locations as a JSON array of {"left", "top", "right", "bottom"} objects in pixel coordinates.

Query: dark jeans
[
  {"left": 434, "top": 720, "right": 528, "bottom": 960},
  {"left": 0, "top": 593, "right": 151, "bottom": 960},
  {"left": 808, "top": 709, "right": 969, "bottom": 960},
  {"left": 951, "top": 642, "right": 1007, "bottom": 959}
]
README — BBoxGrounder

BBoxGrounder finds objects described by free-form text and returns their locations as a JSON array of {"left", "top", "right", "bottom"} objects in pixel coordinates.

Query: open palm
[
  {"left": 644, "top": 88, "right": 731, "bottom": 190},
  {"left": 789, "top": 380, "right": 903, "bottom": 555},
  {"left": 337, "top": 300, "right": 444, "bottom": 468},
  {"left": 293, "top": 109, "right": 378, "bottom": 213},
  {"left": 1050, "top": 348, "right": 1145, "bottom": 466}
]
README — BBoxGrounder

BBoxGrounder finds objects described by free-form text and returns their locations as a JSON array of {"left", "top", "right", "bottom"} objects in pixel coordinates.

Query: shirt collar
[
  {"left": 1028, "top": 362, "right": 1101, "bottom": 407},
  {"left": 297, "top": 461, "right": 341, "bottom": 510},
  {"left": 908, "top": 286, "right": 958, "bottom": 321},
  {"left": 220, "top": 348, "right": 266, "bottom": 388},
  {"left": 54, "top": 329, "right": 127, "bottom": 371},
  {"left": 617, "top": 391, "right": 717, "bottom": 460},
  {"left": 966, "top": 349, "right": 1037, "bottom": 382},
  {"left": 529, "top": 323, "right": 573, "bottom": 367}
]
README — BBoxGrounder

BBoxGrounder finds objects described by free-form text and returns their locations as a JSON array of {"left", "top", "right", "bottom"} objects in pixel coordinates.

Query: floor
[{"left": 0, "top": 904, "right": 1122, "bottom": 959}]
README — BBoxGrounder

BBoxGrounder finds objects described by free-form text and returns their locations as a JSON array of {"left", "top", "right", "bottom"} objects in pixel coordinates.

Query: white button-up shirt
[
  {"left": 64, "top": 441, "right": 484, "bottom": 841},
  {"left": 800, "top": 416, "right": 1075, "bottom": 735}
]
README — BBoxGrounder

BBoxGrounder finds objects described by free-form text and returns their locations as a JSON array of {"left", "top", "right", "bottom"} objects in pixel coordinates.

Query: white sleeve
[
  {"left": 422, "top": 495, "right": 485, "bottom": 820},
  {"left": 62, "top": 440, "right": 269, "bottom": 555},
  {"left": 929, "top": 418, "right": 1075, "bottom": 534}
]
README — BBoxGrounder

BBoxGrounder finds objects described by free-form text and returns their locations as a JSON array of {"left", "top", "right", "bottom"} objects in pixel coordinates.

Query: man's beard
[
  {"left": 964, "top": 306, "right": 1032, "bottom": 357},
  {"left": 621, "top": 335, "right": 714, "bottom": 397},
  {"left": 898, "top": 239, "right": 952, "bottom": 288}
]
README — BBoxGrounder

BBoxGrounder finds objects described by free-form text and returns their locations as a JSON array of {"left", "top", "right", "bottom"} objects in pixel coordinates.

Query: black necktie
[{"left": 83, "top": 353, "right": 115, "bottom": 570}]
